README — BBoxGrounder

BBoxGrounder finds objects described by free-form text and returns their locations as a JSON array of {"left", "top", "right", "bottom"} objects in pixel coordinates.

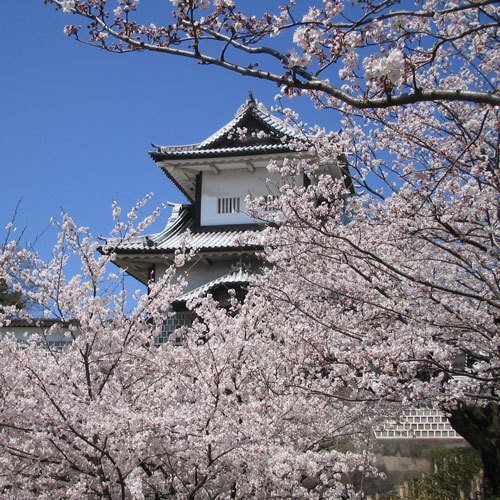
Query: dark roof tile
[
  {"left": 109, "top": 205, "right": 262, "bottom": 254},
  {"left": 150, "top": 97, "right": 305, "bottom": 160}
]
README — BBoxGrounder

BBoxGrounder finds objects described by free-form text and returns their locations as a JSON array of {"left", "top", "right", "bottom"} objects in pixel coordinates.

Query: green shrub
[{"left": 379, "top": 447, "right": 483, "bottom": 500}]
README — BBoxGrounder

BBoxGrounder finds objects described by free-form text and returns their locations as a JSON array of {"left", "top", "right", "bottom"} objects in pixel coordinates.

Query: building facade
[{"left": 110, "top": 95, "right": 344, "bottom": 340}]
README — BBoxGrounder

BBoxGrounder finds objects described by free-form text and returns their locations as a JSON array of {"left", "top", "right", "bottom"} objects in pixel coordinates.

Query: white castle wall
[
  {"left": 200, "top": 168, "right": 285, "bottom": 226},
  {"left": 156, "top": 259, "right": 240, "bottom": 294}
]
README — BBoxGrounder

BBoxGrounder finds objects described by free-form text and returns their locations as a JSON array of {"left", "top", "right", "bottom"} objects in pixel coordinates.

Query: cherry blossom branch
[{"left": 46, "top": 0, "right": 500, "bottom": 108}]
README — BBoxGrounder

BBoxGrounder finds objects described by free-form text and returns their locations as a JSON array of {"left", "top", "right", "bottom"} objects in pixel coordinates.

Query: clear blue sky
[{"left": 1, "top": 1, "right": 339, "bottom": 291}]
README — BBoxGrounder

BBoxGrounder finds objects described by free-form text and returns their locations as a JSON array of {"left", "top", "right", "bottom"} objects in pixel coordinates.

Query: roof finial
[{"left": 248, "top": 90, "right": 255, "bottom": 102}]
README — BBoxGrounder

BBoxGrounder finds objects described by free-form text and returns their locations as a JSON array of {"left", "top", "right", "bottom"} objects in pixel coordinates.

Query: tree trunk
[{"left": 448, "top": 403, "right": 500, "bottom": 496}]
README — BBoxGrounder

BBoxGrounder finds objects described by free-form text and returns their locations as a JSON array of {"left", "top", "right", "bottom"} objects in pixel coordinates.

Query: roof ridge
[
  {"left": 153, "top": 205, "right": 193, "bottom": 245},
  {"left": 198, "top": 98, "right": 300, "bottom": 150},
  {"left": 198, "top": 102, "right": 253, "bottom": 149},
  {"left": 155, "top": 142, "right": 201, "bottom": 153},
  {"left": 150, "top": 96, "right": 306, "bottom": 159}
]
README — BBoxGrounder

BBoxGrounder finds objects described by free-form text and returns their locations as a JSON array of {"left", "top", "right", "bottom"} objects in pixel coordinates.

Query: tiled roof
[
  {"left": 152, "top": 143, "right": 291, "bottom": 159},
  {"left": 199, "top": 97, "right": 304, "bottom": 148},
  {"left": 148, "top": 95, "right": 311, "bottom": 202},
  {"left": 110, "top": 205, "right": 263, "bottom": 254},
  {"left": 150, "top": 96, "right": 305, "bottom": 160},
  {"left": 173, "top": 267, "right": 253, "bottom": 304}
]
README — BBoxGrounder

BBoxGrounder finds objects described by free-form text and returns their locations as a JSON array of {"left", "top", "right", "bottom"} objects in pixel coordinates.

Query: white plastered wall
[
  {"left": 156, "top": 258, "right": 240, "bottom": 293},
  {"left": 0, "top": 326, "right": 73, "bottom": 347},
  {"left": 200, "top": 168, "right": 286, "bottom": 226}
]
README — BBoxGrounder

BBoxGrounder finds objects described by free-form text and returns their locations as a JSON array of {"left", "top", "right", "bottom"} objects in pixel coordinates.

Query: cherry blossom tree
[
  {"left": 245, "top": 116, "right": 500, "bottom": 491},
  {"left": 41, "top": 0, "right": 500, "bottom": 493},
  {"left": 0, "top": 205, "right": 382, "bottom": 499},
  {"left": 0, "top": 201, "right": 43, "bottom": 315},
  {"left": 46, "top": 0, "right": 499, "bottom": 110}
]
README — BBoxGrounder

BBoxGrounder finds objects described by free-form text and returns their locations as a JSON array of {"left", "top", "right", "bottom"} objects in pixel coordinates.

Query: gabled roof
[
  {"left": 150, "top": 94, "right": 304, "bottom": 161},
  {"left": 109, "top": 204, "right": 263, "bottom": 255},
  {"left": 173, "top": 267, "right": 253, "bottom": 305},
  {"left": 149, "top": 95, "right": 307, "bottom": 201}
]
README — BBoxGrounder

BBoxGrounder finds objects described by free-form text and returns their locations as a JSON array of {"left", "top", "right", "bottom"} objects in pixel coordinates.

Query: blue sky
[{"left": 1, "top": 1, "right": 339, "bottom": 291}]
